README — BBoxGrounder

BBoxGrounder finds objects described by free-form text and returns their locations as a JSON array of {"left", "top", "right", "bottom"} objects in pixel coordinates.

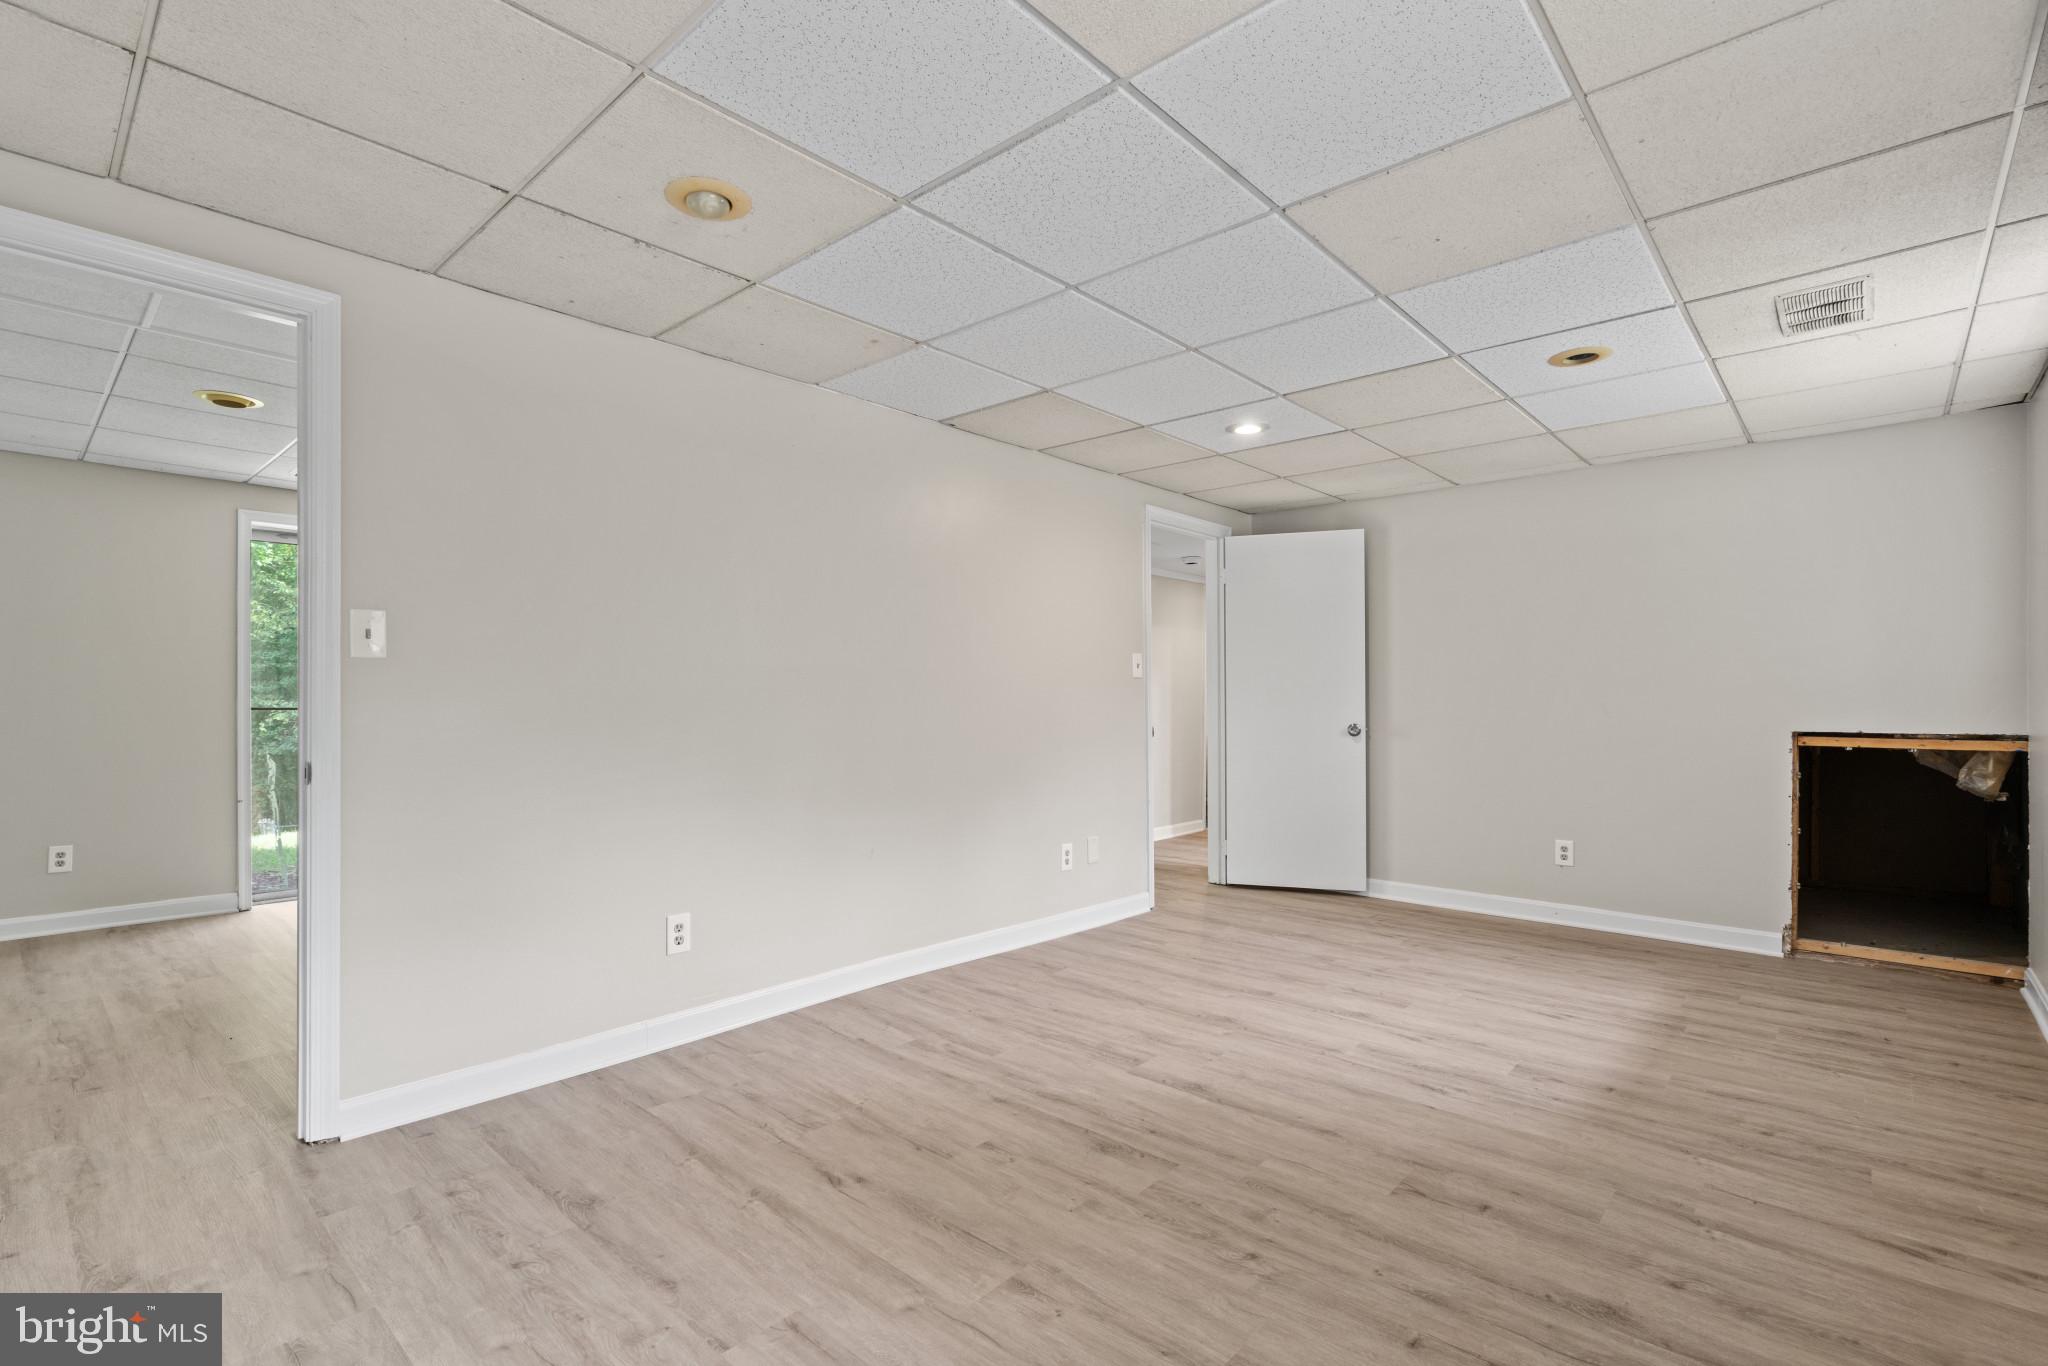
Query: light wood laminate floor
[{"left": 5, "top": 840, "right": 2048, "bottom": 1364}]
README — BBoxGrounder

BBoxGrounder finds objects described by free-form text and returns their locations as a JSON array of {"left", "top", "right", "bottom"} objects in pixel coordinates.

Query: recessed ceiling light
[
  {"left": 1547, "top": 345, "right": 1612, "bottom": 368},
  {"left": 1228, "top": 420, "right": 1266, "bottom": 436},
  {"left": 665, "top": 176, "right": 752, "bottom": 222},
  {"left": 195, "top": 389, "right": 262, "bottom": 410}
]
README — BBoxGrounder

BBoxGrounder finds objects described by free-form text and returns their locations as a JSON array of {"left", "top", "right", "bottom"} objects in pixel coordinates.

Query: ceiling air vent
[{"left": 1774, "top": 276, "right": 1871, "bottom": 337}]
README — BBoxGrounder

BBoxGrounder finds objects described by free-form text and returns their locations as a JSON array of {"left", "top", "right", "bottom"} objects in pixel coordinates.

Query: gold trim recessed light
[
  {"left": 1228, "top": 420, "right": 1266, "bottom": 436},
  {"left": 1547, "top": 345, "right": 1612, "bottom": 368},
  {"left": 664, "top": 176, "right": 752, "bottom": 222},
  {"left": 195, "top": 389, "right": 263, "bottom": 410}
]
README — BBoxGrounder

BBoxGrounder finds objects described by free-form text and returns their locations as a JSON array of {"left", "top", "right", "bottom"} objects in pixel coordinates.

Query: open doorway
[
  {"left": 240, "top": 510, "right": 300, "bottom": 908},
  {"left": 1144, "top": 507, "right": 1229, "bottom": 895}
]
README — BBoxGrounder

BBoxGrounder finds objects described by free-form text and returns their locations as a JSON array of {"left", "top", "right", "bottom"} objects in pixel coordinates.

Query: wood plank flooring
[{"left": 5, "top": 839, "right": 2048, "bottom": 1364}]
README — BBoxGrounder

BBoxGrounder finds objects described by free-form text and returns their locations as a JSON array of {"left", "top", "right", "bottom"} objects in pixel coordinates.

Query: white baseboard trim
[
  {"left": 337, "top": 890, "right": 1152, "bottom": 1141},
  {"left": 0, "top": 892, "right": 239, "bottom": 942},
  {"left": 2024, "top": 969, "right": 2048, "bottom": 1048},
  {"left": 1153, "top": 820, "right": 1206, "bottom": 841},
  {"left": 1365, "top": 879, "right": 1783, "bottom": 958}
]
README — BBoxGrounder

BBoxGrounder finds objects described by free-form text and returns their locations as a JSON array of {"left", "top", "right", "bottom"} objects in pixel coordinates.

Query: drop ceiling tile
[
  {"left": 441, "top": 199, "right": 744, "bottom": 336},
  {"left": 768, "top": 209, "right": 1060, "bottom": 341},
  {"left": 1964, "top": 293, "right": 2048, "bottom": 360},
  {"left": 0, "top": 375, "right": 100, "bottom": 424},
  {"left": 1084, "top": 216, "right": 1371, "bottom": 347},
  {"left": 1029, "top": 0, "right": 1268, "bottom": 77},
  {"left": 658, "top": 286, "right": 912, "bottom": 383},
  {"left": 1044, "top": 426, "right": 1210, "bottom": 474},
  {"left": 0, "top": 5, "right": 131, "bottom": 175},
  {"left": 1286, "top": 357, "right": 1500, "bottom": 427},
  {"left": 1235, "top": 430, "right": 1396, "bottom": 477},
  {"left": 88, "top": 428, "right": 274, "bottom": 475},
  {"left": 15, "top": 0, "right": 151, "bottom": 47},
  {"left": 1555, "top": 402, "right": 1746, "bottom": 461},
  {"left": 1736, "top": 364, "right": 1955, "bottom": 432},
  {"left": 919, "top": 92, "right": 1265, "bottom": 283},
  {"left": 1295, "top": 460, "right": 1451, "bottom": 499},
  {"left": 252, "top": 449, "right": 299, "bottom": 485},
  {"left": 112, "top": 355, "right": 297, "bottom": 428},
  {"left": 1687, "top": 235, "right": 1983, "bottom": 358},
  {"left": 1413, "top": 433, "right": 1582, "bottom": 485},
  {"left": 2001, "top": 110, "right": 2048, "bottom": 223},
  {"left": 124, "top": 65, "right": 504, "bottom": 271},
  {"left": 1125, "top": 453, "right": 1266, "bottom": 493},
  {"left": 151, "top": 0, "right": 629, "bottom": 187},
  {"left": 934, "top": 292, "right": 1179, "bottom": 388},
  {"left": 1516, "top": 361, "right": 1725, "bottom": 428},
  {"left": 658, "top": 0, "right": 1105, "bottom": 196},
  {"left": 1586, "top": 437, "right": 1745, "bottom": 464},
  {"left": 0, "top": 296, "right": 130, "bottom": 351},
  {"left": 949, "top": 391, "right": 1133, "bottom": 449},
  {"left": 1649, "top": 119, "right": 2007, "bottom": 300},
  {"left": 515, "top": 0, "right": 708, "bottom": 59},
  {"left": 1716, "top": 311, "right": 1968, "bottom": 397},
  {"left": 1591, "top": 0, "right": 2033, "bottom": 217},
  {"left": 1356, "top": 402, "right": 1541, "bottom": 458},
  {"left": 0, "top": 411, "right": 89, "bottom": 453},
  {"left": 148, "top": 292, "right": 298, "bottom": 357},
  {"left": 1135, "top": 0, "right": 1566, "bottom": 204},
  {"left": 1954, "top": 347, "right": 2046, "bottom": 404},
  {"left": 128, "top": 331, "right": 297, "bottom": 389},
  {"left": 97, "top": 396, "right": 296, "bottom": 454},
  {"left": 1750, "top": 405, "right": 1948, "bottom": 441},
  {"left": 824, "top": 346, "right": 1034, "bottom": 421},
  {"left": 0, "top": 250, "right": 152, "bottom": 324},
  {"left": 1952, "top": 395, "right": 2024, "bottom": 414},
  {"left": 0, "top": 329, "right": 118, "bottom": 390},
  {"left": 1288, "top": 104, "right": 1633, "bottom": 294},
  {"left": 1201, "top": 300, "right": 1442, "bottom": 395},
  {"left": 1464, "top": 308, "right": 1704, "bottom": 397},
  {"left": 1393, "top": 227, "right": 1671, "bottom": 352},
  {"left": 1196, "top": 479, "right": 1338, "bottom": 513},
  {"left": 524, "top": 79, "right": 892, "bottom": 282},
  {"left": 1058, "top": 351, "right": 1269, "bottom": 425},
  {"left": 1153, "top": 398, "right": 1341, "bottom": 454},
  {"left": 1540, "top": 0, "right": 1823, "bottom": 91},
  {"left": 1981, "top": 216, "right": 2048, "bottom": 303}
]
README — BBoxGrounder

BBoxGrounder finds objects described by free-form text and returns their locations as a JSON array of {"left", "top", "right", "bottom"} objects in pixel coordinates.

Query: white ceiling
[
  {"left": 0, "top": 245, "right": 299, "bottom": 485},
  {"left": 5, "top": 0, "right": 2047, "bottom": 512}
]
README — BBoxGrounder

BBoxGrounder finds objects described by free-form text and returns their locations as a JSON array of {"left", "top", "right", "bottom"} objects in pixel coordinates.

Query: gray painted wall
[{"left": 2028, "top": 398, "right": 2048, "bottom": 973}]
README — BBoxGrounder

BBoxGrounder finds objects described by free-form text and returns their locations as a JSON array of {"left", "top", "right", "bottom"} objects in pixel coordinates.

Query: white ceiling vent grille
[{"left": 1774, "top": 276, "right": 1871, "bottom": 337}]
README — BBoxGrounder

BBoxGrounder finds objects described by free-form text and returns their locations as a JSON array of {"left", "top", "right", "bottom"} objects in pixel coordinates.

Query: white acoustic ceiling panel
[
  {"left": 1236, "top": 430, "right": 1395, "bottom": 477},
  {"left": 113, "top": 356, "right": 297, "bottom": 429},
  {"left": 949, "top": 391, "right": 1132, "bottom": 449},
  {"left": 919, "top": 92, "right": 1266, "bottom": 283},
  {"left": 660, "top": 287, "right": 913, "bottom": 384},
  {"left": 1202, "top": 300, "right": 1443, "bottom": 394},
  {"left": 515, "top": 0, "right": 708, "bottom": 60},
  {"left": 1358, "top": 402, "right": 1543, "bottom": 459},
  {"left": 657, "top": 0, "right": 1106, "bottom": 195},
  {"left": 88, "top": 427, "right": 280, "bottom": 477},
  {"left": 1981, "top": 215, "right": 2048, "bottom": 303},
  {"left": 1195, "top": 478, "right": 1337, "bottom": 512},
  {"left": 1394, "top": 227, "right": 1673, "bottom": 352},
  {"left": 0, "top": 5, "right": 132, "bottom": 176},
  {"left": 1716, "top": 311, "right": 1970, "bottom": 397},
  {"left": 1539, "top": 0, "right": 1822, "bottom": 91},
  {"left": 767, "top": 209, "right": 1060, "bottom": 341},
  {"left": 148, "top": 292, "right": 296, "bottom": 358},
  {"left": 1557, "top": 402, "right": 1748, "bottom": 463},
  {"left": 1517, "top": 361, "right": 1726, "bottom": 429},
  {"left": 1126, "top": 453, "right": 1266, "bottom": 493},
  {"left": 1153, "top": 397, "right": 1339, "bottom": 454},
  {"left": 97, "top": 397, "right": 295, "bottom": 454},
  {"left": 1462, "top": 308, "right": 1706, "bottom": 397},
  {"left": 1954, "top": 348, "right": 2046, "bottom": 404},
  {"left": 1135, "top": 0, "right": 1567, "bottom": 204},
  {"left": 0, "top": 374, "right": 101, "bottom": 425},
  {"left": 825, "top": 346, "right": 1034, "bottom": 421},
  {"left": 1047, "top": 426, "right": 1211, "bottom": 474},
  {"left": 1413, "top": 433, "right": 1582, "bottom": 485},
  {"left": 1058, "top": 350, "right": 1270, "bottom": 425},
  {"left": 1029, "top": 0, "right": 1269, "bottom": 77},
  {"left": 1295, "top": 460, "right": 1450, "bottom": 499},
  {"left": 0, "top": 328, "right": 120, "bottom": 391},
  {"left": 1085, "top": 215, "right": 1371, "bottom": 346},
  {"left": 1966, "top": 293, "right": 2048, "bottom": 359},
  {"left": 1687, "top": 235, "right": 1984, "bottom": 359},
  {"left": 127, "top": 331, "right": 296, "bottom": 388},
  {"left": 934, "top": 292, "right": 1180, "bottom": 388},
  {"left": 1288, "top": 358, "right": 1502, "bottom": 428},
  {"left": 1738, "top": 364, "right": 1956, "bottom": 433},
  {"left": 16, "top": 0, "right": 153, "bottom": 49}
]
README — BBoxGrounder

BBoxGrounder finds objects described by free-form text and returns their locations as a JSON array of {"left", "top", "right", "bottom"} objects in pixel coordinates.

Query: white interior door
[{"left": 1221, "top": 529, "right": 1367, "bottom": 892}]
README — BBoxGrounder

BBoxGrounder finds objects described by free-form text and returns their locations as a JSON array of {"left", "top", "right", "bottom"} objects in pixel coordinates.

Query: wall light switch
[
  {"left": 1087, "top": 835, "right": 1100, "bottom": 864},
  {"left": 1131, "top": 653, "right": 1144, "bottom": 678},
  {"left": 350, "top": 609, "right": 387, "bottom": 659}
]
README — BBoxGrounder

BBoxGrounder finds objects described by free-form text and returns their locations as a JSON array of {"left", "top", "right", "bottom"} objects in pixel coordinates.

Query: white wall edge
[
  {"left": 1366, "top": 879, "right": 1785, "bottom": 958},
  {"left": 337, "top": 890, "right": 1152, "bottom": 1140},
  {"left": 1153, "top": 820, "right": 1206, "bottom": 841},
  {"left": 0, "top": 892, "right": 239, "bottom": 942},
  {"left": 2023, "top": 968, "right": 2048, "bottom": 1047}
]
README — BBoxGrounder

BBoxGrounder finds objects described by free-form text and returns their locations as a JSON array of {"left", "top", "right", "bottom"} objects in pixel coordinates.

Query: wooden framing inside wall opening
[
  {"left": 0, "top": 205, "right": 345, "bottom": 1141},
  {"left": 1143, "top": 506, "right": 1231, "bottom": 895},
  {"left": 1790, "top": 733, "right": 2029, "bottom": 983}
]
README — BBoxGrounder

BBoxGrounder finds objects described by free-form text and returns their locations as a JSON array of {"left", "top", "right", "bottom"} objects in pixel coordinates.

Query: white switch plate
[
  {"left": 1086, "top": 835, "right": 1100, "bottom": 864},
  {"left": 47, "top": 844, "right": 73, "bottom": 874},
  {"left": 1059, "top": 842, "right": 1074, "bottom": 871},
  {"left": 1131, "top": 653, "right": 1144, "bottom": 678},
  {"left": 350, "top": 608, "right": 387, "bottom": 659},
  {"left": 1554, "top": 839, "right": 1574, "bottom": 867},
  {"left": 666, "top": 912, "right": 692, "bottom": 955}
]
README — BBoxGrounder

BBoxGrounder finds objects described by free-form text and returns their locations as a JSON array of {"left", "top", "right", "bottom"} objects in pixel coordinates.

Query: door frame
[
  {"left": 0, "top": 205, "right": 345, "bottom": 1143},
  {"left": 1143, "top": 506, "right": 1231, "bottom": 900},
  {"left": 237, "top": 508, "right": 300, "bottom": 910}
]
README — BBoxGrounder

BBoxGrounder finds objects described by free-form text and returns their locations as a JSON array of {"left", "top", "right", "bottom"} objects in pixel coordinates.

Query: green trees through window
[{"left": 250, "top": 537, "right": 299, "bottom": 898}]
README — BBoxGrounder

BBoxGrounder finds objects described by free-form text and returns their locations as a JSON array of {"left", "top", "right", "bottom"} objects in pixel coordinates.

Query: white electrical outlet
[
  {"left": 666, "top": 912, "right": 691, "bottom": 955},
  {"left": 47, "top": 844, "right": 73, "bottom": 874},
  {"left": 1554, "top": 839, "right": 1574, "bottom": 868},
  {"left": 1086, "top": 835, "right": 1100, "bottom": 864},
  {"left": 1060, "top": 842, "right": 1074, "bottom": 871}
]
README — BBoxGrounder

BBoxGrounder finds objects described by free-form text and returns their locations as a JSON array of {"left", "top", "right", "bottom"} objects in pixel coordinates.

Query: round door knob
[{"left": 1346, "top": 723, "right": 1363, "bottom": 737}]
